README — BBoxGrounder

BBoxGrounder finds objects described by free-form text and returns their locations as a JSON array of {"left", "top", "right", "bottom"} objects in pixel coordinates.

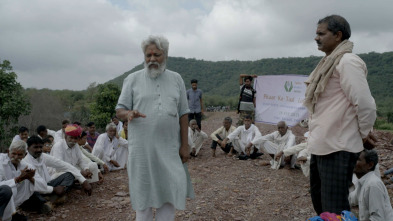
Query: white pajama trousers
[{"left": 136, "top": 203, "right": 175, "bottom": 221}]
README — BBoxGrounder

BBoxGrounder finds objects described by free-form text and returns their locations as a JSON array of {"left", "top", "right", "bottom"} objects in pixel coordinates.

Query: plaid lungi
[{"left": 310, "top": 151, "right": 360, "bottom": 215}]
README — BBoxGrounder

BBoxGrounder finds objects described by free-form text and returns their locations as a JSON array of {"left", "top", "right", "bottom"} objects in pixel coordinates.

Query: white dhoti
[
  {"left": 112, "top": 146, "right": 128, "bottom": 170},
  {"left": 189, "top": 135, "right": 205, "bottom": 156},
  {"left": 80, "top": 156, "right": 100, "bottom": 183},
  {"left": 259, "top": 140, "right": 297, "bottom": 168}
]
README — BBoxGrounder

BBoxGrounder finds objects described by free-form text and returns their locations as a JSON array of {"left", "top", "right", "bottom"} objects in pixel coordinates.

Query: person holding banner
[
  {"left": 305, "top": 15, "right": 376, "bottom": 215},
  {"left": 237, "top": 74, "right": 257, "bottom": 126}
]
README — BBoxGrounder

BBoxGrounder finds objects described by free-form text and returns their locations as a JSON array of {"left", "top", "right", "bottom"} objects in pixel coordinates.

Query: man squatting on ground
[
  {"left": 116, "top": 35, "right": 194, "bottom": 221},
  {"left": 92, "top": 122, "right": 128, "bottom": 171},
  {"left": 221, "top": 115, "right": 262, "bottom": 159},
  {"left": 21, "top": 136, "right": 92, "bottom": 214},
  {"left": 51, "top": 124, "right": 99, "bottom": 184},
  {"left": 210, "top": 117, "right": 237, "bottom": 157},
  {"left": 305, "top": 15, "right": 376, "bottom": 215},
  {"left": 0, "top": 140, "right": 47, "bottom": 221},
  {"left": 248, "top": 121, "right": 296, "bottom": 169},
  {"left": 188, "top": 119, "right": 208, "bottom": 157}
]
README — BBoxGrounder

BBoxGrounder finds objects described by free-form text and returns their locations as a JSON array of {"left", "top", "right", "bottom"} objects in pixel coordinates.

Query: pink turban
[{"left": 65, "top": 124, "right": 82, "bottom": 137}]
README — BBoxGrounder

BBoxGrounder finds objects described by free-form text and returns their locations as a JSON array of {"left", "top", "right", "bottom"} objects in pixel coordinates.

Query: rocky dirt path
[{"left": 26, "top": 112, "right": 393, "bottom": 221}]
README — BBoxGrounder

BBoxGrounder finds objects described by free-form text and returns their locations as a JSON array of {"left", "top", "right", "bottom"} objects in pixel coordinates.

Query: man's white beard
[{"left": 144, "top": 60, "right": 166, "bottom": 79}]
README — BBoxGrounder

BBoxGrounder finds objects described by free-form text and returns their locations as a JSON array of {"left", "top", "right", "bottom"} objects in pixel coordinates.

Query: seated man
[
  {"left": 275, "top": 131, "right": 309, "bottom": 172},
  {"left": 22, "top": 136, "right": 92, "bottom": 207},
  {"left": 36, "top": 125, "right": 57, "bottom": 141},
  {"left": 86, "top": 122, "right": 100, "bottom": 149},
  {"left": 210, "top": 117, "right": 237, "bottom": 157},
  {"left": 120, "top": 120, "right": 128, "bottom": 139},
  {"left": 12, "top": 126, "right": 29, "bottom": 143},
  {"left": 111, "top": 116, "right": 123, "bottom": 136},
  {"left": 51, "top": 124, "right": 97, "bottom": 185},
  {"left": 42, "top": 137, "right": 53, "bottom": 154},
  {"left": 349, "top": 149, "right": 393, "bottom": 221},
  {"left": 188, "top": 119, "right": 208, "bottom": 157},
  {"left": 222, "top": 115, "right": 262, "bottom": 159},
  {"left": 77, "top": 131, "right": 109, "bottom": 175},
  {"left": 92, "top": 123, "right": 128, "bottom": 171},
  {"left": 250, "top": 121, "right": 296, "bottom": 168},
  {"left": 0, "top": 140, "right": 47, "bottom": 220},
  {"left": 54, "top": 119, "right": 70, "bottom": 143}
]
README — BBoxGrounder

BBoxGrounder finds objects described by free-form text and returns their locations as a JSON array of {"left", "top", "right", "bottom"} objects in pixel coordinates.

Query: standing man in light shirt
[
  {"left": 305, "top": 15, "right": 376, "bottom": 215},
  {"left": 187, "top": 79, "right": 203, "bottom": 129},
  {"left": 349, "top": 149, "right": 393, "bottom": 221},
  {"left": 116, "top": 35, "right": 194, "bottom": 221}
]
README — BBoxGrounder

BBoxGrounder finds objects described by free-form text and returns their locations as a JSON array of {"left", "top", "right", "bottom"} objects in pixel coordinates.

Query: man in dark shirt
[
  {"left": 237, "top": 74, "right": 257, "bottom": 126},
  {"left": 187, "top": 79, "right": 203, "bottom": 129}
]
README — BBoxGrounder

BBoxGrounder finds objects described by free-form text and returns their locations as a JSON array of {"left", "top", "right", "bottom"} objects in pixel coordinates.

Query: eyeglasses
[{"left": 44, "top": 144, "right": 53, "bottom": 147}]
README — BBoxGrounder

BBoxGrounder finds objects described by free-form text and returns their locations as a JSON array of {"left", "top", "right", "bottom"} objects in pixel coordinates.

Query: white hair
[
  {"left": 9, "top": 140, "right": 27, "bottom": 152},
  {"left": 106, "top": 122, "right": 117, "bottom": 131},
  {"left": 141, "top": 35, "right": 169, "bottom": 57}
]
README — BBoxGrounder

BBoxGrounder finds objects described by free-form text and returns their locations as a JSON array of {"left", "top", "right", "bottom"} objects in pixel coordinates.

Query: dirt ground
[{"left": 25, "top": 111, "right": 393, "bottom": 221}]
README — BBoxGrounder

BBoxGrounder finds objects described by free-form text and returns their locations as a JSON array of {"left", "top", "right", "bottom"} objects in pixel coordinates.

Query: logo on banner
[{"left": 284, "top": 81, "right": 293, "bottom": 92}]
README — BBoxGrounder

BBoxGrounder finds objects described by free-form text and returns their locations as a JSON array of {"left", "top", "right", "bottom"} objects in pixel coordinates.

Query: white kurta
[
  {"left": 210, "top": 126, "right": 237, "bottom": 142},
  {"left": 51, "top": 139, "right": 92, "bottom": 182},
  {"left": 188, "top": 128, "right": 208, "bottom": 155},
  {"left": 348, "top": 172, "right": 393, "bottom": 221},
  {"left": 92, "top": 133, "right": 128, "bottom": 171},
  {"left": 253, "top": 130, "right": 296, "bottom": 154},
  {"left": 0, "top": 154, "right": 47, "bottom": 221},
  {"left": 227, "top": 124, "right": 262, "bottom": 154},
  {"left": 11, "top": 135, "right": 21, "bottom": 143},
  {"left": 22, "top": 152, "right": 87, "bottom": 193},
  {"left": 116, "top": 69, "right": 194, "bottom": 211},
  {"left": 54, "top": 129, "right": 65, "bottom": 144}
]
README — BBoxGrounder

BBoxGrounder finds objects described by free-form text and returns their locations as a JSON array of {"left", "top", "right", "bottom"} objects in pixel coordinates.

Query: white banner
[{"left": 254, "top": 75, "right": 309, "bottom": 127}]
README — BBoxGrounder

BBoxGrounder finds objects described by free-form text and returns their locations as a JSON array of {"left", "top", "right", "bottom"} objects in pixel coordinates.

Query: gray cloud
[{"left": 0, "top": 0, "right": 392, "bottom": 90}]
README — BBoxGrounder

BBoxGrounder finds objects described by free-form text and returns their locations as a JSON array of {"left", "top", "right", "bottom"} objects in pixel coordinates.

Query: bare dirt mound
[{"left": 25, "top": 112, "right": 393, "bottom": 220}]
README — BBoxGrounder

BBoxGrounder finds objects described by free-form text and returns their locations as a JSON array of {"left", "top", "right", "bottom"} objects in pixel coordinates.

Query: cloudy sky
[{"left": 1, "top": 0, "right": 392, "bottom": 90}]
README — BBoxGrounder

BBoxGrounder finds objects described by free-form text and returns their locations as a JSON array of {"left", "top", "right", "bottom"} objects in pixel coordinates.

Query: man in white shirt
[
  {"left": 22, "top": 136, "right": 91, "bottom": 201},
  {"left": 51, "top": 124, "right": 96, "bottom": 185},
  {"left": 349, "top": 149, "right": 393, "bottom": 221},
  {"left": 0, "top": 140, "right": 48, "bottom": 220},
  {"left": 112, "top": 116, "right": 123, "bottom": 136},
  {"left": 188, "top": 119, "right": 208, "bottom": 157},
  {"left": 249, "top": 121, "right": 296, "bottom": 168},
  {"left": 222, "top": 115, "right": 262, "bottom": 159},
  {"left": 210, "top": 117, "right": 237, "bottom": 157},
  {"left": 92, "top": 123, "right": 128, "bottom": 171},
  {"left": 36, "top": 125, "right": 57, "bottom": 141},
  {"left": 54, "top": 119, "right": 70, "bottom": 143},
  {"left": 11, "top": 126, "right": 29, "bottom": 143}
]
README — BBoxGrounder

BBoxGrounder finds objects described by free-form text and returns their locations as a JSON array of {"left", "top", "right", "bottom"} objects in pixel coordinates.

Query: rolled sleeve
[
  {"left": 178, "top": 77, "right": 190, "bottom": 117},
  {"left": 116, "top": 75, "right": 133, "bottom": 111}
]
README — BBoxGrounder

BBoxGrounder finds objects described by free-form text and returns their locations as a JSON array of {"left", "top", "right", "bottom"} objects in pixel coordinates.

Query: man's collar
[{"left": 358, "top": 171, "right": 375, "bottom": 186}]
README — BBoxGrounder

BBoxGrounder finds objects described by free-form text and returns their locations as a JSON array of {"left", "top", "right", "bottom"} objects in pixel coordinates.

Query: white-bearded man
[{"left": 116, "top": 35, "right": 194, "bottom": 221}]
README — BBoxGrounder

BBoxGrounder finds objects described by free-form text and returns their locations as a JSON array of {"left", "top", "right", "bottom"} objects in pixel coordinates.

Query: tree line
[{"left": 1, "top": 51, "right": 392, "bottom": 150}]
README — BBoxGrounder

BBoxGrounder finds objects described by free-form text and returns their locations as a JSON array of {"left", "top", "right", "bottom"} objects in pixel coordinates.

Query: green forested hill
[{"left": 108, "top": 51, "right": 393, "bottom": 113}]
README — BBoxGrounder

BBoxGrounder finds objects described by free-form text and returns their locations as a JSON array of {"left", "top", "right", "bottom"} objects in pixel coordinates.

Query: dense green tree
[
  {"left": 0, "top": 60, "right": 31, "bottom": 151},
  {"left": 89, "top": 83, "right": 121, "bottom": 130}
]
